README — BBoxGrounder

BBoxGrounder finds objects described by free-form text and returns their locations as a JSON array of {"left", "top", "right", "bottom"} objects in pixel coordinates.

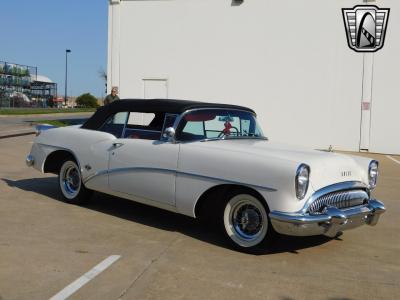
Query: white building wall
[
  {"left": 369, "top": 0, "right": 400, "bottom": 155},
  {"left": 108, "top": 0, "right": 399, "bottom": 154}
]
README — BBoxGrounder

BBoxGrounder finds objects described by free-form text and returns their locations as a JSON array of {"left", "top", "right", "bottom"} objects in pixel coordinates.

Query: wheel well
[
  {"left": 194, "top": 184, "right": 267, "bottom": 219},
  {"left": 43, "top": 150, "right": 76, "bottom": 174}
]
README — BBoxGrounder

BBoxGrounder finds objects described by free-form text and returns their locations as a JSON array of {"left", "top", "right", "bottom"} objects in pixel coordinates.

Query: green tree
[{"left": 76, "top": 93, "right": 99, "bottom": 108}]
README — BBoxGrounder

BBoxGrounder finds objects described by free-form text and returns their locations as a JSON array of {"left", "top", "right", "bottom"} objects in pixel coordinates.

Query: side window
[
  {"left": 99, "top": 112, "right": 128, "bottom": 138},
  {"left": 122, "top": 112, "right": 162, "bottom": 140},
  {"left": 127, "top": 113, "right": 155, "bottom": 126}
]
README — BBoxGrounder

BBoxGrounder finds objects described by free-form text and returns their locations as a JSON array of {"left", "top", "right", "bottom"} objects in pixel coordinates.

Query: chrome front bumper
[{"left": 269, "top": 199, "right": 385, "bottom": 238}]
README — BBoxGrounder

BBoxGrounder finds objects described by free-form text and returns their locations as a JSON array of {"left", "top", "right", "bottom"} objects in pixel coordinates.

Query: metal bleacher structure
[{"left": 0, "top": 61, "right": 57, "bottom": 108}]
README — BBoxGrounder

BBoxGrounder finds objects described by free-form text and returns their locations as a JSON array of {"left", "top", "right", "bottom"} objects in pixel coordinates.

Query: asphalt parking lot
[{"left": 0, "top": 135, "right": 399, "bottom": 300}]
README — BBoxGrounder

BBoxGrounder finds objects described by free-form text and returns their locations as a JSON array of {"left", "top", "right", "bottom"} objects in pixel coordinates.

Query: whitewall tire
[
  {"left": 59, "top": 160, "right": 91, "bottom": 204},
  {"left": 221, "top": 191, "right": 274, "bottom": 251}
]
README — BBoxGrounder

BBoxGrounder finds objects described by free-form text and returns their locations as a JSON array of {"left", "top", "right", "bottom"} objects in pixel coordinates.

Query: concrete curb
[{"left": 0, "top": 131, "right": 35, "bottom": 139}]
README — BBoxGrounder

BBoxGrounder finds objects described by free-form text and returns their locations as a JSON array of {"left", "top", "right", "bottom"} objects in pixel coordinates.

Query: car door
[{"left": 108, "top": 112, "right": 179, "bottom": 206}]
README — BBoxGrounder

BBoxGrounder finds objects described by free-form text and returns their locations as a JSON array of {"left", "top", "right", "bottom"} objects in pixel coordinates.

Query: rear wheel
[
  {"left": 59, "top": 160, "right": 92, "bottom": 204},
  {"left": 220, "top": 190, "right": 275, "bottom": 252}
]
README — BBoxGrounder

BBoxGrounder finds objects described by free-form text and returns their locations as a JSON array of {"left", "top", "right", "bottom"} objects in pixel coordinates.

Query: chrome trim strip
[
  {"left": 300, "top": 181, "right": 369, "bottom": 214},
  {"left": 83, "top": 169, "right": 109, "bottom": 184},
  {"left": 83, "top": 166, "right": 276, "bottom": 191}
]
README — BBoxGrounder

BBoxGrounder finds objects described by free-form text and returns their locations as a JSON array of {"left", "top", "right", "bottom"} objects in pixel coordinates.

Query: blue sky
[{"left": 1, "top": 0, "right": 108, "bottom": 98}]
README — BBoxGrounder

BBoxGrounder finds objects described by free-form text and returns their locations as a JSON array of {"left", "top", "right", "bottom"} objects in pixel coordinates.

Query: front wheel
[
  {"left": 59, "top": 160, "right": 92, "bottom": 204},
  {"left": 221, "top": 191, "right": 274, "bottom": 252}
]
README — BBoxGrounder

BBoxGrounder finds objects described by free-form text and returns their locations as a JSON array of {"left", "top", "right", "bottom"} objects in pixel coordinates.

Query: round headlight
[
  {"left": 369, "top": 160, "right": 379, "bottom": 189},
  {"left": 296, "top": 164, "right": 310, "bottom": 200}
]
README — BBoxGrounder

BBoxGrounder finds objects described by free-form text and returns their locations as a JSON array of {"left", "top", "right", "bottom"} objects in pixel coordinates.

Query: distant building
[
  {"left": 31, "top": 74, "right": 58, "bottom": 107},
  {"left": 0, "top": 61, "right": 57, "bottom": 108}
]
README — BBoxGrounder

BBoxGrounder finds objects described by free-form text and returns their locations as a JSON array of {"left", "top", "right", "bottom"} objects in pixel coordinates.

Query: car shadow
[{"left": 2, "top": 177, "right": 336, "bottom": 255}]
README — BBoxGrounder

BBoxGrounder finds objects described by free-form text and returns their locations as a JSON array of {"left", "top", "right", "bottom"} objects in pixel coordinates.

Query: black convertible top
[{"left": 82, "top": 99, "right": 255, "bottom": 130}]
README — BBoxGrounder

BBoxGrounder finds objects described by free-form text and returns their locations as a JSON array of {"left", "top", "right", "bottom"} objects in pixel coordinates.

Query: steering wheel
[{"left": 217, "top": 126, "right": 240, "bottom": 138}]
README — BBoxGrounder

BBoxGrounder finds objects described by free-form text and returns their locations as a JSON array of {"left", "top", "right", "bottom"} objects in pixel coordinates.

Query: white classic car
[{"left": 26, "top": 99, "right": 385, "bottom": 251}]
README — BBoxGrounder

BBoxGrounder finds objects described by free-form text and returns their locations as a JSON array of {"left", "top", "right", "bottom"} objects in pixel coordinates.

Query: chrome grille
[{"left": 308, "top": 190, "right": 369, "bottom": 214}]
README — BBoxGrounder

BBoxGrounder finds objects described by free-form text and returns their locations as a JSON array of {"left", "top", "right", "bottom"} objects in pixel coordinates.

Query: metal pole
[{"left": 64, "top": 49, "right": 71, "bottom": 106}]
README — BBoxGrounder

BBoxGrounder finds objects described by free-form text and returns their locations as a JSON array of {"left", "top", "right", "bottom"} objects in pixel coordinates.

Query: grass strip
[
  {"left": 0, "top": 108, "right": 95, "bottom": 115},
  {"left": 34, "top": 120, "right": 71, "bottom": 127}
]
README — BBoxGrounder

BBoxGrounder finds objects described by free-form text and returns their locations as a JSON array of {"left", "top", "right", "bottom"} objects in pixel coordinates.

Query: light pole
[{"left": 64, "top": 49, "right": 71, "bottom": 106}]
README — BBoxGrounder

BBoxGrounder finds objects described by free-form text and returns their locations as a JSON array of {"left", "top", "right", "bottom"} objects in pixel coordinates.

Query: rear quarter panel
[{"left": 31, "top": 127, "right": 116, "bottom": 190}]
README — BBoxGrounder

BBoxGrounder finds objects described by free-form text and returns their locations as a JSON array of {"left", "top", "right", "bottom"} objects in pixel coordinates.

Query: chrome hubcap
[
  {"left": 60, "top": 162, "right": 81, "bottom": 198},
  {"left": 232, "top": 202, "right": 263, "bottom": 240}
]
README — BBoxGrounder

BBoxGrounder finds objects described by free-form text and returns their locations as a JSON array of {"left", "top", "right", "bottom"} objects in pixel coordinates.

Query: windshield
[{"left": 176, "top": 109, "right": 265, "bottom": 142}]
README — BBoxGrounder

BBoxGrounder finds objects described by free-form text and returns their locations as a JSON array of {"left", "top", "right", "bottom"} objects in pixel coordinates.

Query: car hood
[{"left": 192, "top": 139, "right": 370, "bottom": 191}]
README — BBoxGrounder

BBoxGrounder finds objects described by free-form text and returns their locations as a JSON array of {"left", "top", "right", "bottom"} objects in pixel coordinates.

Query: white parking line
[
  {"left": 49, "top": 255, "right": 121, "bottom": 300},
  {"left": 386, "top": 155, "right": 400, "bottom": 165}
]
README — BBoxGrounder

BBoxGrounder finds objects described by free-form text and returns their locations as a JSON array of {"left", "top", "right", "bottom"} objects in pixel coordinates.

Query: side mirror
[{"left": 163, "top": 127, "right": 176, "bottom": 139}]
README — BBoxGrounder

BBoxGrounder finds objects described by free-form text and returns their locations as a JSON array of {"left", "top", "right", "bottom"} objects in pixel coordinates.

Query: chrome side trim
[
  {"left": 83, "top": 166, "right": 276, "bottom": 192},
  {"left": 300, "top": 181, "right": 369, "bottom": 214},
  {"left": 83, "top": 169, "right": 109, "bottom": 184}
]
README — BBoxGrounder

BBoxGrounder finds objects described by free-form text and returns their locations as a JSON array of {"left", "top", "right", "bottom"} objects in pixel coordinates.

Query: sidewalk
[{"left": 0, "top": 124, "right": 35, "bottom": 139}]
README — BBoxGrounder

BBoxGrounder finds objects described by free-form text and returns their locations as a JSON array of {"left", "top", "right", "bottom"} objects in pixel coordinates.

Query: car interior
[{"left": 99, "top": 111, "right": 175, "bottom": 141}]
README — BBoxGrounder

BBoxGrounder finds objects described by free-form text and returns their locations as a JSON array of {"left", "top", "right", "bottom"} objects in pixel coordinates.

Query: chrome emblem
[
  {"left": 341, "top": 171, "right": 352, "bottom": 177},
  {"left": 342, "top": 5, "right": 390, "bottom": 52}
]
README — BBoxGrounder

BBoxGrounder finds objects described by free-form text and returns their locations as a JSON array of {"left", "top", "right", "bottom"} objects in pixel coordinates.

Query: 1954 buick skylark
[{"left": 26, "top": 99, "right": 385, "bottom": 251}]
